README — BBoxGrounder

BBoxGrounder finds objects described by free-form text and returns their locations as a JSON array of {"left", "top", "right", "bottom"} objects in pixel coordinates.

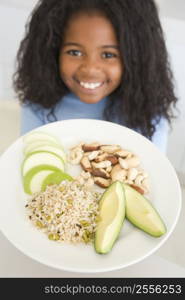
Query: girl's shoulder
[
  {"left": 151, "top": 117, "right": 169, "bottom": 153},
  {"left": 20, "top": 102, "right": 46, "bottom": 135}
]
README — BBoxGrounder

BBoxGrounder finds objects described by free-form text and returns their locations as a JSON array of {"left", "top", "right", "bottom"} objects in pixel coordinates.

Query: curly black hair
[{"left": 13, "top": 0, "right": 178, "bottom": 138}]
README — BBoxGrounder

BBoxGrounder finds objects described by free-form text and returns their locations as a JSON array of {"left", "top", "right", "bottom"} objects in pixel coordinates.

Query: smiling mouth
[
  {"left": 80, "top": 81, "right": 103, "bottom": 90},
  {"left": 75, "top": 79, "right": 105, "bottom": 90}
]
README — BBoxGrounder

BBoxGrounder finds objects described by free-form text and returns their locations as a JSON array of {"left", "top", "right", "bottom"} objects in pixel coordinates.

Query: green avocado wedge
[
  {"left": 94, "top": 181, "right": 126, "bottom": 254},
  {"left": 123, "top": 183, "right": 166, "bottom": 237}
]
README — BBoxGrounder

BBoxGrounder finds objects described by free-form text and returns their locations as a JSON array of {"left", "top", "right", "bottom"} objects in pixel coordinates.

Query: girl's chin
[{"left": 77, "top": 94, "right": 105, "bottom": 104}]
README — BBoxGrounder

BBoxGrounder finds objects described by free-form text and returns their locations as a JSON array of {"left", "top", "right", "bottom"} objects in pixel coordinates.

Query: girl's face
[{"left": 59, "top": 13, "right": 123, "bottom": 103}]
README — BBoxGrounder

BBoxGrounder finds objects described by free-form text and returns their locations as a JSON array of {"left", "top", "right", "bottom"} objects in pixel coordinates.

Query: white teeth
[{"left": 80, "top": 82, "right": 102, "bottom": 89}]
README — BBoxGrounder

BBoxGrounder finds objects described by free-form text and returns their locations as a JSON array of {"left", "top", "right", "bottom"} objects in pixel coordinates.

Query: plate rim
[{"left": 0, "top": 118, "right": 182, "bottom": 273}]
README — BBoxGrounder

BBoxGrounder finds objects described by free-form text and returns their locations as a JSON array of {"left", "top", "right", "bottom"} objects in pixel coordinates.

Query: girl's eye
[
  {"left": 101, "top": 52, "right": 118, "bottom": 59},
  {"left": 66, "top": 50, "right": 83, "bottom": 57}
]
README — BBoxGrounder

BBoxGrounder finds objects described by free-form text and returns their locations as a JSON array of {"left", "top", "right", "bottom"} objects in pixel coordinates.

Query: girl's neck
[{"left": 64, "top": 92, "right": 108, "bottom": 105}]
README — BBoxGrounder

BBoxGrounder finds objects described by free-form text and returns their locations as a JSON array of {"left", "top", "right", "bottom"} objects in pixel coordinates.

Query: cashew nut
[
  {"left": 111, "top": 164, "right": 127, "bottom": 182},
  {"left": 126, "top": 156, "right": 140, "bottom": 168},
  {"left": 127, "top": 168, "right": 138, "bottom": 181},
  {"left": 88, "top": 150, "right": 100, "bottom": 160},
  {"left": 70, "top": 141, "right": 84, "bottom": 150},
  {"left": 118, "top": 158, "right": 129, "bottom": 169},
  {"left": 100, "top": 145, "right": 121, "bottom": 153},
  {"left": 92, "top": 160, "right": 112, "bottom": 169},
  {"left": 115, "top": 149, "right": 132, "bottom": 158},
  {"left": 69, "top": 148, "right": 84, "bottom": 164},
  {"left": 134, "top": 174, "right": 144, "bottom": 186}
]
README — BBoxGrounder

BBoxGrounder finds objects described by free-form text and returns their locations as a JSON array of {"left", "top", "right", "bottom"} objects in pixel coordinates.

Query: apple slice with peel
[
  {"left": 23, "top": 165, "right": 73, "bottom": 195},
  {"left": 24, "top": 143, "right": 67, "bottom": 163},
  {"left": 22, "top": 151, "right": 65, "bottom": 176},
  {"left": 23, "top": 140, "right": 62, "bottom": 156},
  {"left": 123, "top": 183, "right": 166, "bottom": 237},
  {"left": 23, "top": 165, "right": 60, "bottom": 194},
  {"left": 41, "top": 171, "right": 73, "bottom": 192},
  {"left": 24, "top": 168, "right": 54, "bottom": 195},
  {"left": 23, "top": 131, "right": 59, "bottom": 145}
]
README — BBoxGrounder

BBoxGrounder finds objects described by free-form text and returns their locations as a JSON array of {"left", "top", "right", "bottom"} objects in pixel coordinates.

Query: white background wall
[
  {"left": 156, "top": 0, "right": 185, "bottom": 21},
  {"left": 0, "top": 0, "right": 185, "bottom": 182},
  {"left": 159, "top": 17, "right": 185, "bottom": 182},
  {"left": 0, "top": 3, "right": 31, "bottom": 100}
]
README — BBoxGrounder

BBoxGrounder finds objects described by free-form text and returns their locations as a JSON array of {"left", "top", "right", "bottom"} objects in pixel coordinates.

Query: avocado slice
[
  {"left": 94, "top": 181, "right": 126, "bottom": 254},
  {"left": 123, "top": 183, "right": 166, "bottom": 237}
]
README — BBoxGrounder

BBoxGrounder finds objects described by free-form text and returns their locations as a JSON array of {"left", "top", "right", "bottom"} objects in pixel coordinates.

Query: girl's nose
[{"left": 79, "top": 56, "right": 101, "bottom": 76}]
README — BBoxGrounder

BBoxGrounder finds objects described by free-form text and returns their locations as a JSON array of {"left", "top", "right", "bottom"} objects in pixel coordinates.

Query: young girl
[{"left": 13, "top": 0, "right": 178, "bottom": 152}]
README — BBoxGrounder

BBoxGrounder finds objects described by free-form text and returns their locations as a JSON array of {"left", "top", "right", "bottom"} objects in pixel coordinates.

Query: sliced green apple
[
  {"left": 23, "top": 131, "right": 59, "bottom": 145},
  {"left": 123, "top": 183, "right": 166, "bottom": 237},
  {"left": 41, "top": 171, "right": 73, "bottom": 191},
  {"left": 23, "top": 165, "right": 72, "bottom": 195},
  {"left": 22, "top": 151, "right": 65, "bottom": 176},
  {"left": 23, "top": 166, "right": 57, "bottom": 194},
  {"left": 23, "top": 140, "right": 62, "bottom": 156},
  {"left": 23, "top": 165, "right": 60, "bottom": 194},
  {"left": 24, "top": 143, "right": 67, "bottom": 163}
]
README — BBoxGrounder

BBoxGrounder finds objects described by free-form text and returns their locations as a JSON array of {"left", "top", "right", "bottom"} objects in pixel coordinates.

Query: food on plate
[
  {"left": 68, "top": 141, "right": 149, "bottom": 194},
  {"left": 94, "top": 181, "right": 125, "bottom": 254},
  {"left": 22, "top": 151, "right": 65, "bottom": 176},
  {"left": 25, "top": 179, "right": 166, "bottom": 252},
  {"left": 123, "top": 183, "right": 166, "bottom": 237},
  {"left": 25, "top": 180, "right": 101, "bottom": 243},
  {"left": 24, "top": 143, "right": 67, "bottom": 163},
  {"left": 23, "top": 131, "right": 59, "bottom": 145},
  {"left": 23, "top": 165, "right": 73, "bottom": 195},
  {"left": 22, "top": 131, "right": 70, "bottom": 195},
  {"left": 22, "top": 133, "right": 166, "bottom": 254},
  {"left": 24, "top": 165, "right": 59, "bottom": 195},
  {"left": 23, "top": 130, "right": 66, "bottom": 162},
  {"left": 41, "top": 170, "right": 73, "bottom": 192}
]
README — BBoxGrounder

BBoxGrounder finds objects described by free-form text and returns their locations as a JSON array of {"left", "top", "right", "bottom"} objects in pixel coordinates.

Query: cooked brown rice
[{"left": 25, "top": 180, "right": 101, "bottom": 244}]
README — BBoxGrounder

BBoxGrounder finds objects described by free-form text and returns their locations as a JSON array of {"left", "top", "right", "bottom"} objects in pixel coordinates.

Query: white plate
[{"left": 0, "top": 119, "right": 182, "bottom": 273}]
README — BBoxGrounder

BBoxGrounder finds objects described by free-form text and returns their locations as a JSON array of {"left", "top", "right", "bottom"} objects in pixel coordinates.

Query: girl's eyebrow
[
  {"left": 101, "top": 45, "right": 119, "bottom": 49},
  {"left": 63, "top": 42, "right": 119, "bottom": 49},
  {"left": 63, "top": 42, "right": 81, "bottom": 47}
]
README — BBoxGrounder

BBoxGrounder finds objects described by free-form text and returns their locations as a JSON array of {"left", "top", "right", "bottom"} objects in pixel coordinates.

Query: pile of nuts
[{"left": 68, "top": 141, "right": 149, "bottom": 194}]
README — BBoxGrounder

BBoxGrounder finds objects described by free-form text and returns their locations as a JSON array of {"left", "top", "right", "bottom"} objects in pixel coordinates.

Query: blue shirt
[{"left": 20, "top": 93, "right": 169, "bottom": 153}]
